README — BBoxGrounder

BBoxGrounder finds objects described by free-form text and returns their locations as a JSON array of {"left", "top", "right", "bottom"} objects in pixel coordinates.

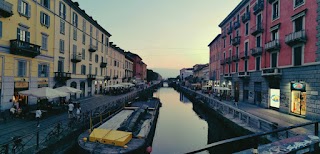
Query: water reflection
[{"left": 152, "top": 87, "right": 237, "bottom": 154}]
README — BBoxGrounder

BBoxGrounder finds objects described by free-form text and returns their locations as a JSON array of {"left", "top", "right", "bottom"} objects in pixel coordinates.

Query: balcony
[
  {"left": 100, "top": 61, "right": 107, "bottom": 68},
  {"left": 71, "top": 53, "right": 82, "bottom": 63},
  {"left": 232, "top": 54, "right": 239, "bottom": 62},
  {"left": 226, "top": 57, "right": 232, "bottom": 64},
  {"left": 54, "top": 72, "right": 71, "bottom": 81},
  {"left": 10, "top": 39, "right": 41, "bottom": 58},
  {"left": 251, "top": 24, "right": 264, "bottom": 36},
  {"left": 238, "top": 72, "right": 250, "bottom": 78},
  {"left": 227, "top": 27, "right": 233, "bottom": 35},
  {"left": 0, "top": 0, "right": 13, "bottom": 18},
  {"left": 285, "top": 30, "right": 307, "bottom": 46},
  {"left": 87, "top": 74, "right": 96, "bottom": 80},
  {"left": 240, "top": 51, "right": 250, "bottom": 59},
  {"left": 224, "top": 73, "right": 232, "bottom": 79},
  {"left": 253, "top": 0, "right": 264, "bottom": 15},
  {"left": 262, "top": 68, "right": 281, "bottom": 77},
  {"left": 265, "top": 39, "right": 280, "bottom": 52},
  {"left": 232, "top": 36, "right": 241, "bottom": 46},
  {"left": 251, "top": 47, "right": 263, "bottom": 56},
  {"left": 104, "top": 76, "right": 111, "bottom": 80},
  {"left": 242, "top": 12, "right": 250, "bottom": 23},
  {"left": 89, "top": 44, "right": 97, "bottom": 52},
  {"left": 233, "top": 21, "right": 240, "bottom": 29},
  {"left": 220, "top": 59, "right": 226, "bottom": 65}
]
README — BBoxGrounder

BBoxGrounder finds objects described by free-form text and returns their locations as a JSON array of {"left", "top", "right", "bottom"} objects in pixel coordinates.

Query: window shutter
[
  {"left": 17, "top": 28, "right": 20, "bottom": 40},
  {"left": 63, "top": 4, "right": 66, "bottom": 19},
  {"left": 0, "top": 21, "right": 2, "bottom": 38},
  {"left": 18, "top": 0, "right": 22, "bottom": 13},
  {"left": 40, "top": 12, "right": 43, "bottom": 25},
  {"left": 26, "top": 31, "right": 30, "bottom": 42},
  {"left": 47, "top": 15, "right": 50, "bottom": 27},
  {"left": 27, "top": 3, "right": 31, "bottom": 17}
]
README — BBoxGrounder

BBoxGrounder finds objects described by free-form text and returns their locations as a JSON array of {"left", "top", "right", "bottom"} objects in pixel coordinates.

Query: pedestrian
[
  {"left": 35, "top": 107, "right": 42, "bottom": 127},
  {"left": 68, "top": 102, "right": 74, "bottom": 119},
  {"left": 234, "top": 96, "right": 239, "bottom": 108},
  {"left": 76, "top": 105, "right": 81, "bottom": 121}
]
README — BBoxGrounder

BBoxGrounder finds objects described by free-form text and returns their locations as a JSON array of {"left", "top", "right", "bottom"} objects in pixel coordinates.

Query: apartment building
[
  {"left": 215, "top": 0, "right": 319, "bottom": 118},
  {"left": 0, "top": 0, "right": 56, "bottom": 110},
  {"left": 180, "top": 68, "right": 193, "bottom": 81},
  {"left": 53, "top": 0, "right": 111, "bottom": 98},
  {"left": 126, "top": 52, "right": 146, "bottom": 83},
  {"left": 124, "top": 53, "right": 134, "bottom": 82},
  {"left": 208, "top": 34, "right": 222, "bottom": 87},
  {"left": 107, "top": 42, "right": 125, "bottom": 86}
]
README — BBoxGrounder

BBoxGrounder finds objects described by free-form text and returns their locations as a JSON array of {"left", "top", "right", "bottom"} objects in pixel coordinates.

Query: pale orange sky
[{"left": 74, "top": 0, "right": 240, "bottom": 77}]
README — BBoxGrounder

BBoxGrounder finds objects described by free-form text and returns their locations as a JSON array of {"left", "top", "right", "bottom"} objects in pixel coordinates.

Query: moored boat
[{"left": 78, "top": 98, "right": 161, "bottom": 154}]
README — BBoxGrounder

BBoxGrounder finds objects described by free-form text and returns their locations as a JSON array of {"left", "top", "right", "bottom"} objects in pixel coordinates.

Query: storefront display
[
  {"left": 269, "top": 89, "right": 280, "bottom": 108},
  {"left": 290, "top": 82, "right": 306, "bottom": 115}
]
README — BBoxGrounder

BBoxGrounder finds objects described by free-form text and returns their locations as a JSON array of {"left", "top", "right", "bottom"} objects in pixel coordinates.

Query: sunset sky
[{"left": 74, "top": 0, "right": 240, "bottom": 77}]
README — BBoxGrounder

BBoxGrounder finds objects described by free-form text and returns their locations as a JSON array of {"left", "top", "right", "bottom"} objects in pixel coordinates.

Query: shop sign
[
  {"left": 291, "top": 83, "right": 306, "bottom": 91},
  {"left": 270, "top": 89, "right": 280, "bottom": 108},
  {"left": 15, "top": 82, "right": 29, "bottom": 88}
]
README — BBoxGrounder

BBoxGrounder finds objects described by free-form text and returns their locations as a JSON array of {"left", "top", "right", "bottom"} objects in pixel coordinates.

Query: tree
[{"left": 147, "top": 69, "right": 159, "bottom": 82}]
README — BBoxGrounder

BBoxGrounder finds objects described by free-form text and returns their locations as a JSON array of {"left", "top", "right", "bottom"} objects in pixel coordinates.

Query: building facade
[
  {"left": 180, "top": 68, "right": 193, "bottom": 81},
  {"left": 0, "top": 0, "right": 56, "bottom": 110},
  {"left": 124, "top": 54, "right": 134, "bottom": 82},
  {"left": 215, "top": 0, "right": 319, "bottom": 119},
  {"left": 107, "top": 43, "right": 125, "bottom": 86},
  {"left": 208, "top": 34, "right": 222, "bottom": 87},
  {"left": 126, "top": 52, "right": 146, "bottom": 83},
  {"left": 53, "top": 0, "right": 111, "bottom": 99}
]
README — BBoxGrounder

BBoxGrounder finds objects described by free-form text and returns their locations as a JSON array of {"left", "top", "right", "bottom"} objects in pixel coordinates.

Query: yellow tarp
[{"left": 89, "top": 129, "right": 132, "bottom": 147}]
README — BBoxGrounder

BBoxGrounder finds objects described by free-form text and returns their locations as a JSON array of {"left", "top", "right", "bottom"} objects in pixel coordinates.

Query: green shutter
[{"left": 17, "top": 28, "right": 20, "bottom": 40}]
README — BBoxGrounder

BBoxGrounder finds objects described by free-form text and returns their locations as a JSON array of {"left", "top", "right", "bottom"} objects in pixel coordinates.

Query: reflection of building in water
[{"left": 179, "top": 93, "right": 190, "bottom": 103}]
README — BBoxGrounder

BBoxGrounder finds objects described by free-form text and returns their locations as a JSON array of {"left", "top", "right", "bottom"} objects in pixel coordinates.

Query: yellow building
[
  {"left": 107, "top": 42, "right": 125, "bottom": 86},
  {"left": 0, "top": 0, "right": 55, "bottom": 110},
  {"left": 53, "top": 0, "right": 111, "bottom": 98},
  {"left": 124, "top": 53, "right": 134, "bottom": 82}
]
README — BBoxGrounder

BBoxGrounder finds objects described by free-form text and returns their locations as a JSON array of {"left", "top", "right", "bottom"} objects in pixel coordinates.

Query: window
[
  {"left": 114, "top": 60, "right": 117, "bottom": 66},
  {"left": 58, "top": 58, "right": 64, "bottom": 72},
  {"left": 89, "top": 53, "right": 92, "bottom": 61},
  {"left": 40, "top": 12, "right": 50, "bottom": 27},
  {"left": 256, "top": 56, "right": 261, "bottom": 71},
  {"left": 294, "top": 0, "right": 304, "bottom": 8},
  {"left": 90, "top": 25, "right": 93, "bottom": 36},
  {"left": 293, "top": 46, "right": 302, "bottom": 66},
  {"left": 271, "top": 52, "right": 278, "bottom": 68},
  {"left": 228, "top": 64, "right": 231, "bottom": 73},
  {"left": 245, "top": 22, "right": 249, "bottom": 35},
  {"left": 73, "top": 28, "right": 77, "bottom": 40},
  {"left": 82, "top": 33, "right": 86, "bottom": 44},
  {"left": 294, "top": 16, "right": 303, "bottom": 32},
  {"left": 89, "top": 64, "right": 92, "bottom": 74},
  {"left": 101, "top": 56, "right": 104, "bottom": 63},
  {"left": 60, "top": 19, "right": 65, "bottom": 34},
  {"left": 101, "top": 34, "right": 104, "bottom": 52},
  {"left": 18, "top": 60, "right": 26, "bottom": 77},
  {"left": 95, "top": 54, "right": 98, "bottom": 63},
  {"left": 245, "top": 42, "right": 248, "bottom": 55},
  {"left": 83, "top": 20, "right": 86, "bottom": 31},
  {"left": 82, "top": 49, "right": 85, "bottom": 60},
  {"left": 272, "top": 1, "right": 279, "bottom": 20},
  {"left": 59, "top": 2, "right": 66, "bottom": 19},
  {"left": 18, "top": 0, "right": 31, "bottom": 18},
  {"left": 17, "top": 28, "right": 30, "bottom": 42},
  {"left": 244, "top": 60, "right": 248, "bottom": 72},
  {"left": 72, "top": 12, "right": 78, "bottom": 27},
  {"left": 59, "top": 39, "right": 64, "bottom": 53},
  {"left": 81, "top": 65, "right": 86, "bottom": 75},
  {"left": 229, "top": 35, "right": 232, "bottom": 44},
  {"left": 41, "top": 34, "right": 48, "bottom": 50},
  {"left": 223, "top": 39, "right": 226, "bottom": 48},
  {"left": 271, "top": 29, "right": 279, "bottom": 40},
  {"left": 72, "top": 63, "right": 76, "bottom": 74},
  {"left": 236, "top": 62, "right": 238, "bottom": 72},
  {"left": 236, "top": 46, "right": 239, "bottom": 56},
  {"left": 41, "top": 0, "right": 50, "bottom": 9},
  {"left": 38, "top": 64, "right": 48, "bottom": 77},
  {"left": 256, "top": 35, "right": 261, "bottom": 47}
]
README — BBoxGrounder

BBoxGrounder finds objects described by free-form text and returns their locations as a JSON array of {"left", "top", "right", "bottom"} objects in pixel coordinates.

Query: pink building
[
  {"left": 125, "top": 52, "right": 146, "bottom": 81},
  {"left": 208, "top": 34, "right": 222, "bottom": 87},
  {"left": 213, "top": 0, "right": 320, "bottom": 119}
]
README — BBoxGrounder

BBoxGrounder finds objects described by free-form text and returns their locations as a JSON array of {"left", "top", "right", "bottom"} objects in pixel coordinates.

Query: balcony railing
[
  {"left": 242, "top": 12, "right": 250, "bottom": 23},
  {"left": 10, "top": 39, "right": 41, "bottom": 58},
  {"left": 233, "top": 21, "right": 240, "bottom": 29},
  {"left": 104, "top": 76, "right": 111, "bottom": 80},
  {"left": 0, "top": 0, "right": 13, "bottom": 18},
  {"left": 220, "top": 59, "right": 226, "bottom": 65},
  {"left": 226, "top": 57, "right": 232, "bottom": 64},
  {"left": 71, "top": 53, "right": 82, "bottom": 63},
  {"left": 232, "top": 54, "right": 239, "bottom": 62},
  {"left": 238, "top": 72, "right": 250, "bottom": 78},
  {"left": 100, "top": 61, "right": 107, "bottom": 68},
  {"left": 285, "top": 30, "right": 307, "bottom": 46},
  {"left": 253, "top": 0, "right": 264, "bottom": 15},
  {"left": 251, "top": 24, "right": 264, "bottom": 36},
  {"left": 232, "top": 36, "right": 241, "bottom": 46},
  {"left": 265, "top": 39, "right": 280, "bottom": 52},
  {"left": 89, "top": 44, "right": 97, "bottom": 52},
  {"left": 239, "top": 51, "right": 249, "bottom": 59},
  {"left": 251, "top": 47, "right": 263, "bottom": 56},
  {"left": 87, "top": 74, "right": 96, "bottom": 80},
  {"left": 54, "top": 72, "right": 71, "bottom": 80},
  {"left": 227, "top": 27, "right": 233, "bottom": 35},
  {"left": 262, "top": 68, "right": 281, "bottom": 77}
]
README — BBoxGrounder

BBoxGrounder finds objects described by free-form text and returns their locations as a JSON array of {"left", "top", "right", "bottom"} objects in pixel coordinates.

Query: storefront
[
  {"left": 290, "top": 82, "right": 306, "bottom": 116},
  {"left": 269, "top": 89, "right": 280, "bottom": 108},
  {"left": 14, "top": 81, "right": 29, "bottom": 108}
]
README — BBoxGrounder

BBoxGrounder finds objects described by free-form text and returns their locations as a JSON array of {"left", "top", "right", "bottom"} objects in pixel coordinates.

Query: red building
[
  {"left": 125, "top": 52, "right": 147, "bottom": 82},
  {"left": 208, "top": 34, "right": 222, "bottom": 87},
  {"left": 211, "top": 0, "right": 320, "bottom": 119}
]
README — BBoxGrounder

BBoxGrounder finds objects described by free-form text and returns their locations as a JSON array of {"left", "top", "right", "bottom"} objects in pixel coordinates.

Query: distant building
[
  {"left": 208, "top": 34, "right": 222, "bottom": 87},
  {"left": 180, "top": 68, "right": 193, "bottom": 81}
]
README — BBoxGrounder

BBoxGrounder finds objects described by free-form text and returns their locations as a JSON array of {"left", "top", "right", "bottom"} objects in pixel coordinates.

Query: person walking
[
  {"left": 68, "top": 102, "right": 74, "bottom": 119},
  {"left": 35, "top": 108, "right": 42, "bottom": 127},
  {"left": 76, "top": 105, "right": 81, "bottom": 122}
]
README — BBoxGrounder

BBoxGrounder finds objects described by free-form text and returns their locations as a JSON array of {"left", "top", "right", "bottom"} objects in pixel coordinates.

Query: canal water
[{"left": 151, "top": 86, "right": 238, "bottom": 154}]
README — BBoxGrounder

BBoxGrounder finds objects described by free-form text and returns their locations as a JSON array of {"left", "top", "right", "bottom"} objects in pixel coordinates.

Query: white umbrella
[
  {"left": 19, "top": 87, "right": 68, "bottom": 99},
  {"left": 55, "top": 86, "right": 82, "bottom": 94}
]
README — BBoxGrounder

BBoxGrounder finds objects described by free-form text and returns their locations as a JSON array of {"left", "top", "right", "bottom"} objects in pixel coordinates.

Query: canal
[{"left": 151, "top": 86, "right": 239, "bottom": 154}]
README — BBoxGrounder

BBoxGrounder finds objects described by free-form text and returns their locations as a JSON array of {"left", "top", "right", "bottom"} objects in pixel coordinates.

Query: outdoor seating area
[{"left": 105, "top": 83, "right": 135, "bottom": 95}]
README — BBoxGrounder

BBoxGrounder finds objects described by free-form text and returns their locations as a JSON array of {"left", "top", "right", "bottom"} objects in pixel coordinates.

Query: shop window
[{"left": 291, "top": 82, "right": 306, "bottom": 115}]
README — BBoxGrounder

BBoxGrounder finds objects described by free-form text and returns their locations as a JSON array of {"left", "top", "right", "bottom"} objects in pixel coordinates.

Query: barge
[{"left": 78, "top": 98, "right": 161, "bottom": 154}]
